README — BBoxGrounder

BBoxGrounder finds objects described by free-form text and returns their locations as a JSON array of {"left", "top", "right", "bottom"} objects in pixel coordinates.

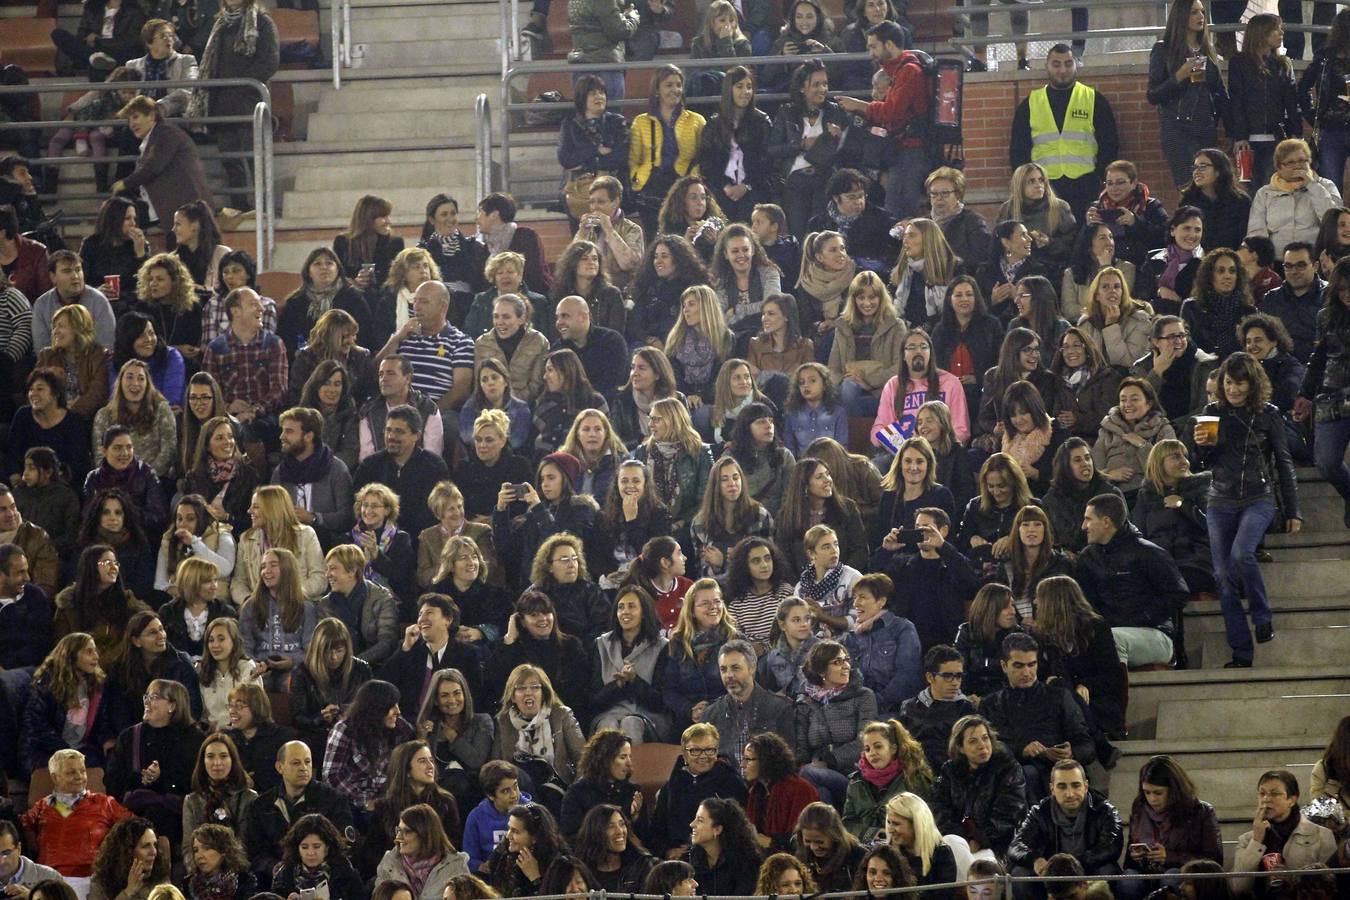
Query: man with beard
[
  {"left": 358, "top": 355, "right": 444, "bottom": 462},
  {"left": 701, "top": 639, "right": 795, "bottom": 766},
  {"left": 353, "top": 404, "right": 448, "bottom": 541},
  {"left": 270, "top": 406, "right": 354, "bottom": 550},
  {"left": 871, "top": 328, "right": 970, "bottom": 448},
  {"left": 1006, "top": 759, "right": 1122, "bottom": 900},
  {"left": 1009, "top": 45, "right": 1120, "bottom": 221},
  {"left": 1129, "top": 316, "right": 1218, "bottom": 422}
]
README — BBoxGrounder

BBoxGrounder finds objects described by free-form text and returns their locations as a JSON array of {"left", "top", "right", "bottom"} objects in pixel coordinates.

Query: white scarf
[{"left": 509, "top": 704, "right": 555, "bottom": 764}]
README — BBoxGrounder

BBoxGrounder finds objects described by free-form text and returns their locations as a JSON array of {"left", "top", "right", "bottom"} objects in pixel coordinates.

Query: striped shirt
[
  {"left": 0, "top": 287, "right": 33, "bottom": 363},
  {"left": 729, "top": 584, "right": 795, "bottom": 643},
  {"left": 397, "top": 323, "right": 474, "bottom": 402}
]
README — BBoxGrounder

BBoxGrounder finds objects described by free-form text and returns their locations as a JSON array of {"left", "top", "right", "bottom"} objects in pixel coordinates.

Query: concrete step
[
  {"left": 317, "top": 83, "right": 489, "bottom": 114},
  {"left": 358, "top": 38, "right": 501, "bottom": 68},
  {"left": 1184, "top": 596, "right": 1350, "bottom": 634},
  {"left": 1199, "top": 624, "right": 1350, "bottom": 669},
  {"left": 1114, "top": 736, "right": 1326, "bottom": 774},
  {"left": 282, "top": 185, "right": 476, "bottom": 220},
  {"left": 1263, "top": 559, "right": 1350, "bottom": 599},
  {"left": 305, "top": 108, "right": 477, "bottom": 143},
  {"left": 1123, "top": 665, "right": 1350, "bottom": 739},
  {"left": 292, "top": 151, "right": 476, "bottom": 191},
  {"left": 349, "top": 13, "right": 502, "bottom": 42},
  {"left": 1156, "top": 695, "right": 1349, "bottom": 741}
]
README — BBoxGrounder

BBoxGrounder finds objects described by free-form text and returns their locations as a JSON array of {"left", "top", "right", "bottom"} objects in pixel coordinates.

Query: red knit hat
[{"left": 541, "top": 451, "right": 583, "bottom": 488}]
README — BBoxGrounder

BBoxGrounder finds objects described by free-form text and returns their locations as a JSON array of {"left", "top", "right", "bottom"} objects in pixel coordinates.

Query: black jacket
[
  {"left": 74, "top": 0, "right": 148, "bottom": 61},
  {"left": 156, "top": 596, "right": 234, "bottom": 659},
  {"left": 484, "top": 632, "right": 593, "bottom": 716},
  {"left": 931, "top": 312, "right": 1004, "bottom": 414},
  {"left": 271, "top": 856, "right": 368, "bottom": 900},
  {"left": 557, "top": 112, "right": 631, "bottom": 180},
  {"left": 1260, "top": 278, "right": 1322, "bottom": 365},
  {"left": 554, "top": 327, "right": 629, "bottom": 398},
  {"left": 890, "top": 544, "right": 979, "bottom": 652},
  {"left": 1193, "top": 401, "right": 1301, "bottom": 517},
  {"left": 1042, "top": 474, "right": 1123, "bottom": 554},
  {"left": 288, "top": 657, "right": 373, "bottom": 758},
  {"left": 381, "top": 638, "right": 484, "bottom": 717},
  {"left": 929, "top": 742, "right": 1028, "bottom": 856},
  {"left": 1134, "top": 248, "right": 1200, "bottom": 315},
  {"left": 105, "top": 720, "right": 204, "bottom": 800},
  {"left": 1007, "top": 790, "right": 1124, "bottom": 873},
  {"left": 1301, "top": 304, "right": 1350, "bottom": 400},
  {"left": 953, "top": 623, "right": 1023, "bottom": 700},
  {"left": 352, "top": 449, "right": 450, "bottom": 540},
  {"left": 698, "top": 108, "right": 777, "bottom": 200},
  {"left": 0, "top": 583, "right": 53, "bottom": 670},
  {"left": 690, "top": 845, "right": 760, "bottom": 896},
  {"left": 807, "top": 204, "right": 900, "bottom": 273},
  {"left": 766, "top": 100, "right": 852, "bottom": 178},
  {"left": 898, "top": 691, "right": 978, "bottom": 773},
  {"left": 1131, "top": 472, "right": 1213, "bottom": 584},
  {"left": 1261, "top": 351, "right": 1305, "bottom": 412},
  {"left": 559, "top": 775, "right": 645, "bottom": 838},
  {"left": 1075, "top": 523, "right": 1190, "bottom": 633},
  {"left": 244, "top": 781, "right": 354, "bottom": 879},
  {"left": 1228, "top": 53, "right": 1302, "bottom": 142},
  {"left": 492, "top": 496, "right": 601, "bottom": 588},
  {"left": 454, "top": 449, "right": 533, "bottom": 520},
  {"left": 650, "top": 756, "right": 747, "bottom": 853},
  {"left": 1039, "top": 617, "right": 1127, "bottom": 733},
  {"left": 980, "top": 680, "right": 1095, "bottom": 766},
  {"left": 223, "top": 721, "right": 297, "bottom": 796},
  {"left": 939, "top": 207, "right": 994, "bottom": 268}
]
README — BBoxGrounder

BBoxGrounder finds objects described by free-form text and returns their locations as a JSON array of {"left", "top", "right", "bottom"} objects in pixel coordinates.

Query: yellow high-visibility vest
[{"left": 1028, "top": 82, "right": 1098, "bottom": 180}]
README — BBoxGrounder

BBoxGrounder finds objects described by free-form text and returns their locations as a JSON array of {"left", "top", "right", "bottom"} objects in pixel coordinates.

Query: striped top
[
  {"left": 729, "top": 584, "right": 795, "bottom": 643},
  {"left": 397, "top": 323, "right": 474, "bottom": 402}
]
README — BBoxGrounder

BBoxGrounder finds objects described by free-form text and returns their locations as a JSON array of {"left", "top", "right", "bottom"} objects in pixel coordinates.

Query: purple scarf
[{"left": 1158, "top": 243, "right": 1200, "bottom": 292}]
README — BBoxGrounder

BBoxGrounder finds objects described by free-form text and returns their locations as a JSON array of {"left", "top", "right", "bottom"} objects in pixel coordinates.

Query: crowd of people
[{"left": 1, "top": 0, "right": 1350, "bottom": 899}]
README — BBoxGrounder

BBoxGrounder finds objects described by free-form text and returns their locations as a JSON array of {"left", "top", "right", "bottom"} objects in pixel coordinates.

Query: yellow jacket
[{"left": 629, "top": 109, "right": 706, "bottom": 192}]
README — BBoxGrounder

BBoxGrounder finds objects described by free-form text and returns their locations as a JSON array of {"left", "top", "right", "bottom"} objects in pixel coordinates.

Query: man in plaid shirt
[{"left": 202, "top": 287, "right": 289, "bottom": 445}]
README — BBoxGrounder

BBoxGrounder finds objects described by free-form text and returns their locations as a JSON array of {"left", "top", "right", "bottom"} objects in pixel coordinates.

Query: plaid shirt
[
  {"left": 200, "top": 293, "right": 278, "bottom": 346},
  {"left": 202, "top": 328, "right": 289, "bottom": 415},
  {"left": 321, "top": 716, "right": 415, "bottom": 806}
]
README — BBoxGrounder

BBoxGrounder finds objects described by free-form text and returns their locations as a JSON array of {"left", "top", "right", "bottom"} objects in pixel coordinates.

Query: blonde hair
[
  {"left": 305, "top": 309, "right": 360, "bottom": 360},
  {"left": 699, "top": 0, "right": 746, "bottom": 46},
  {"left": 427, "top": 480, "right": 465, "bottom": 521},
  {"left": 530, "top": 532, "right": 589, "bottom": 586},
  {"left": 304, "top": 617, "right": 354, "bottom": 695},
  {"left": 559, "top": 409, "right": 628, "bottom": 463},
  {"left": 644, "top": 396, "right": 704, "bottom": 457},
  {"left": 842, "top": 270, "right": 897, "bottom": 327},
  {"left": 136, "top": 252, "right": 199, "bottom": 312},
  {"left": 484, "top": 251, "right": 525, "bottom": 282},
  {"left": 670, "top": 577, "right": 737, "bottom": 658},
  {"left": 881, "top": 435, "right": 938, "bottom": 492},
  {"left": 1144, "top": 438, "right": 1190, "bottom": 494},
  {"left": 1008, "top": 164, "right": 1065, "bottom": 234},
  {"left": 1083, "top": 266, "right": 1141, "bottom": 328},
  {"left": 802, "top": 523, "right": 837, "bottom": 555},
  {"left": 385, "top": 246, "right": 442, "bottom": 291},
  {"left": 433, "top": 534, "right": 488, "bottom": 585},
  {"left": 353, "top": 482, "right": 401, "bottom": 525},
  {"left": 51, "top": 303, "right": 96, "bottom": 353},
  {"left": 325, "top": 543, "right": 365, "bottom": 575},
  {"left": 885, "top": 792, "right": 942, "bottom": 875},
  {"left": 665, "top": 285, "right": 731, "bottom": 360},
  {"left": 473, "top": 408, "right": 510, "bottom": 441},
  {"left": 174, "top": 557, "right": 220, "bottom": 605},
  {"left": 500, "top": 663, "right": 559, "bottom": 711},
  {"left": 892, "top": 218, "right": 959, "bottom": 286},
  {"left": 246, "top": 485, "right": 302, "bottom": 554},
  {"left": 709, "top": 359, "right": 766, "bottom": 431},
  {"left": 681, "top": 722, "right": 720, "bottom": 744}
]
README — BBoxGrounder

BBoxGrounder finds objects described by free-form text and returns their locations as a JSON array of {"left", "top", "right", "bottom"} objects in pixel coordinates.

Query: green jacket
[
  {"left": 633, "top": 440, "right": 714, "bottom": 526},
  {"left": 568, "top": 0, "right": 641, "bottom": 62},
  {"left": 842, "top": 766, "right": 934, "bottom": 842}
]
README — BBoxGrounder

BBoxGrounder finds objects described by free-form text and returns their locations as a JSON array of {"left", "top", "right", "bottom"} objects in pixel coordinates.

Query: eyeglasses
[
  {"left": 840, "top": 191, "right": 866, "bottom": 203},
  {"left": 513, "top": 684, "right": 543, "bottom": 694},
  {"left": 97, "top": 559, "right": 120, "bottom": 568},
  {"left": 932, "top": 671, "right": 964, "bottom": 682},
  {"left": 1285, "top": 261, "right": 1313, "bottom": 270},
  {"left": 393, "top": 826, "right": 413, "bottom": 836},
  {"left": 143, "top": 693, "right": 166, "bottom": 703},
  {"left": 1020, "top": 346, "right": 1042, "bottom": 355},
  {"left": 1160, "top": 332, "right": 1188, "bottom": 343},
  {"left": 684, "top": 746, "right": 718, "bottom": 757},
  {"left": 829, "top": 656, "right": 852, "bottom": 667},
  {"left": 927, "top": 189, "right": 956, "bottom": 199},
  {"left": 552, "top": 555, "right": 579, "bottom": 565},
  {"left": 1191, "top": 162, "right": 1214, "bottom": 171},
  {"left": 1279, "top": 157, "right": 1311, "bottom": 167}
]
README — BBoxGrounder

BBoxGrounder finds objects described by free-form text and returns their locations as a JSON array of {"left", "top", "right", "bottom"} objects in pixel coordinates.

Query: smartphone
[
  {"left": 1129, "top": 843, "right": 1150, "bottom": 855},
  {"left": 511, "top": 482, "right": 530, "bottom": 499},
  {"left": 894, "top": 527, "right": 923, "bottom": 545},
  {"left": 298, "top": 889, "right": 316, "bottom": 900}
]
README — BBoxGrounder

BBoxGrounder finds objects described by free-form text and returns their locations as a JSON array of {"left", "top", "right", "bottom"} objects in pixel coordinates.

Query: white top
[{"left": 791, "top": 115, "right": 823, "bottom": 174}]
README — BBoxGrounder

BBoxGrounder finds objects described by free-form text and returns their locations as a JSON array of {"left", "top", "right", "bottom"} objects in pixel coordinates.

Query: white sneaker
[{"left": 74, "top": 137, "right": 90, "bottom": 157}]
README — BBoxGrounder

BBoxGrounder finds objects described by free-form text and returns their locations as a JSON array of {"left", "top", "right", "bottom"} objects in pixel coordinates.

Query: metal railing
[
  {"left": 475, "top": 92, "right": 494, "bottom": 202},
  {"left": 0, "top": 77, "right": 275, "bottom": 267},
  {"left": 331, "top": 0, "right": 353, "bottom": 89}
]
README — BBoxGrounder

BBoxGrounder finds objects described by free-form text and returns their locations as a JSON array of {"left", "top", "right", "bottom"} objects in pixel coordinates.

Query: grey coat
[
  {"left": 320, "top": 579, "right": 400, "bottom": 666},
  {"left": 119, "top": 121, "right": 213, "bottom": 226},
  {"left": 270, "top": 454, "right": 356, "bottom": 538},
  {"left": 794, "top": 675, "right": 877, "bottom": 772},
  {"left": 182, "top": 786, "right": 258, "bottom": 867},
  {"left": 490, "top": 704, "right": 587, "bottom": 782},
  {"left": 124, "top": 50, "right": 199, "bottom": 116},
  {"left": 703, "top": 685, "right": 797, "bottom": 761},
  {"left": 375, "top": 848, "right": 471, "bottom": 900}
]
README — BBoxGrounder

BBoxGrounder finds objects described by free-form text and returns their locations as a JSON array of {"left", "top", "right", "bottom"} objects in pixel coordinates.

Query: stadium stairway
[{"left": 1106, "top": 465, "right": 1350, "bottom": 866}]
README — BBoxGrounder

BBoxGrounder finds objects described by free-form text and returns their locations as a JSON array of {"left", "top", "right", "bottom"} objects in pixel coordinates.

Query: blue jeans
[
  {"left": 1206, "top": 498, "right": 1277, "bottom": 663},
  {"left": 1314, "top": 415, "right": 1350, "bottom": 502},
  {"left": 840, "top": 378, "right": 880, "bottom": 417},
  {"left": 799, "top": 764, "right": 850, "bottom": 807},
  {"left": 1318, "top": 125, "right": 1350, "bottom": 196},
  {"left": 884, "top": 146, "right": 930, "bottom": 219},
  {"left": 574, "top": 69, "right": 624, "bottom": 103}
]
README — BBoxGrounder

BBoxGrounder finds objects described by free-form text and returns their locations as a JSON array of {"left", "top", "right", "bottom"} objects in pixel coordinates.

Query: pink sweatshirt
[{"left": 870, "top": 370, "right": 971, "bottom": 447}]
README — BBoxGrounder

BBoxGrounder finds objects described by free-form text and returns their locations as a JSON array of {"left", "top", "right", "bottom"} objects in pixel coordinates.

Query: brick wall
[{"left": 961, "top": 66, "right": 1185, "bottom": 220}]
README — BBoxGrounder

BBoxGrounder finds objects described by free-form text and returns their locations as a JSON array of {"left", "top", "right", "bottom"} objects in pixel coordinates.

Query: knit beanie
[{"left": 542, "top": 451, "right": 583, "bottom": 488}]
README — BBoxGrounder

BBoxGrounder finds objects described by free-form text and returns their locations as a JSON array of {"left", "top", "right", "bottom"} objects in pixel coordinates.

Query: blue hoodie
[{"left": 462, "top": 792, "right": 532, "bottom": 874}]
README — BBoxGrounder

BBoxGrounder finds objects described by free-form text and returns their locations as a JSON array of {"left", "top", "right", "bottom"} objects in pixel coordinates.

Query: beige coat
[
  {"left": 230, "top": 524, "right": 327, "bottom": 605},
  {"left": 474, "top": 326, "right": 550, "bottom": 402},
  {"left": 490, "top": 704, "right": 587, "bottom": 782},
  {"left": 1059, "top": 260, "right": 1136, "bottom": 322},
  {"left": 829, "top": 315, "right": 907, "bottom": 392}
]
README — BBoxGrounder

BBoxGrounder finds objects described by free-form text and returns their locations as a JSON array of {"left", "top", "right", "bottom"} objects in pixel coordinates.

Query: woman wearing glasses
[
  {"left": 1248, "top": 138, "right": 1343, "bottom": 256},
  {"left": 795, "top": 641, "right": 877, "bottom": 806},
  {"left": 490, "top": 662, "right": 586, "bottom": 785}
]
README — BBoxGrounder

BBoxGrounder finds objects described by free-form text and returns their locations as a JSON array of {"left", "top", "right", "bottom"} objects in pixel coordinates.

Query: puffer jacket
[
  {"left": 568, "top": 0, "right": 640, "bottom": 62},
  {"left": 650, "top": 755, "right": 747, "bottom": 852},
  {"left": 1091, "top": 407, "right": 1176, "bottom": 493},
  {"left": 474, "top": 326, "right": 550, "bottom": 402},
  {"left": 1131, "top": 472, "right": 1213, "bottom": 579},
  {"left": 1058, "top": 365, "right": 1122, "bottom": 444},
  {"left": 1301, "top": 304, "right": 1350, "bottom": 400},
  {"left": 841, "top": 611, "right": 922, "bottom": 710},
  {"left": 1194, "top": 401, "right": 1301, "bottom": 516},
  {"left": 757, "top": 634, "right": 820, "bottom": 697},
  {"left": 842, "top": 764, "right": 932, "bottom": 843},
  {"left": 1076, "top": 307, "right": 1153, "bottom": 371},
  {"left": 1075, "top": 522, "right": 1190, "bottom": 633},
  {"left": 319, "top": 578, "right": 399, "bottom": 666},
  {"left": 794, "top": 674, "right": 876, "bottom": 771},
  {"left": 1007, "top": 791, "right": 1124, "bottom": 873},
  {"left": 1042, "top": 473, "right": 1123, "bottom": 553},
  {"left": 629, "top": 110, "right": 705, "bottom": 194},
  {"left": 1248, "top": 175, "right": 1342, "bottom": 254},
  {"left": 929, "top": 742, "right": 1028, "bottom": 857},
  {"left": 659, "top": 626, "right": 736, "bottom": 724}
]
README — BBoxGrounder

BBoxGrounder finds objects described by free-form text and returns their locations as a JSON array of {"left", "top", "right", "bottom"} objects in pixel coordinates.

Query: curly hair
[
  {"left": 631, "top": 236, "right": 710, "bottom": 302},
  {"left": 1192, "top": 247, "right": 1254, "bottom": 311},
  {"left": 744, "top": 731, "right": 797, "bottom": 785},
  {"left": 785, "top": 362, "right": 841, "bottom": 414},
  {"left": 342, "top": 679, "right": 404, "bottom": 758},
  {"left": 92, "top": 818, "right": 170, "bottom": 898},
  {"left": 33, "top": 632, "right": 104, "bottom": 709},
  {"left": 189, "top": 823, "right": 248, "bottom": 875},
  {"left": 136, "top": 252, "right": 199, "bottom": 312},
  {"left": 1215, "top": 351, "right": 1273, "bottom": 412},
  {"left": 851, "top": 844, "right": 916, "bottom": 891},
  {"left": 575, "top": 730, "right": 631, "bottom": 784},
  {"left": 692, "top": 798, "right": 761, "bottom": 871},
  {"left": 726, "top": 537, "right": 793, "bottom": 602},
  {"left": 529, "top": 532, "right": 590, "bottom": 588},
  {"left": 755, "top": 852, "right": 816, "bottom": 895},
  {"left": 280, "top": 812, "right": 351, "bottom": 867}
]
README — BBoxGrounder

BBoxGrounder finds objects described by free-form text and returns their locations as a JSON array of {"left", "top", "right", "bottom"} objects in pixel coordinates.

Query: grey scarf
[{"left": 186, "top": 3, "right": 260, "bottom": 119}]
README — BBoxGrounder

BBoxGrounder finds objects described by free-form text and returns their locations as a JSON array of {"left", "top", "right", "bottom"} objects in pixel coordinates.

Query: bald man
[
  {"left": 242, "top": 740, "right": 353, "bottom": 887},
  {"left": 379, "top": 280, "right": 475, "bottom": 412},
  {"left": 552, "top": 294, "right": 629, "bottom": 398}
]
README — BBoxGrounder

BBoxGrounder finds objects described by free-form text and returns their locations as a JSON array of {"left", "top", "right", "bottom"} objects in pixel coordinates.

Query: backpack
[{"left": 899, "top": 50, "right": 966, "bottom": 169}]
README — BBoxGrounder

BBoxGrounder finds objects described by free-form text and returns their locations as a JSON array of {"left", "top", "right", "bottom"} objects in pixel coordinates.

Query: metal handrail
[
  {"left": 331, "top": 0, "right": 353, "bottom": 88},
  {"left": 474, "top": 92, "right": 493, "bottom": 203},
  {"left": 0, "top": 77, "right": 273, "bottom": 267}
]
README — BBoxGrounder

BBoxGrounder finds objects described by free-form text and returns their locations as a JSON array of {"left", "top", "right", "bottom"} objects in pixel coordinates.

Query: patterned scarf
[
  {"left": 306, "top": 281, "right": 342, "bottom": 322},
  {"left": 186, "top": 3, "right": 259, "bottom": 118},
  {"left": 208, "top": 455, "right": 238, "bottom": 484},
  {"left": 508, "top": 704, "right": 555, "bottom": 763},
  {"left": 796, "top": 563, "right": 843, "bottom": 604},
  {"left": 649, "top": 440, "right": 681, "bottom": 508},
  {"left": 351, "top": 522, "right": 398, "bottom": 580},
  {"left": 400, "top": 853, "right": 442, "bottom": 899},
  {"left": 1002, "top": 421, "right": 1052, "bottom": 471},
  {"left": 802, "top": 681, "right": 845, "bottom": 703},
  {"left": 188, "top": 869, "right": 239, "bottom": 900},
  {"left": 430, "top": 229, "right": 463, "bottom": 260}
]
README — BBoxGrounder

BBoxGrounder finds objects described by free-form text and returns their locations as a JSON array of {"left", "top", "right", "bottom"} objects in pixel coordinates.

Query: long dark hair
[
  {"left": 692, "top": 797, "right": 761, "bottom": 866},
  {"left": 987, "top": 327, "right": 1043, "bottom": 408},
  {"left": 745, "top": 730, "right": 797, "bottom": 784},
  {"left": 299, "top": 359, "right": 354, "bottom": 413},
  {"left": 573, "top": 804, "right": 649, "bottom": 872},
  {"left": 1161, "top": 0, "right": 1217, "bottom": 68},
  {"left": 1134, "top": 755, "right": 1203, "bottom": 821},
  {"left": 726, "top": 537, "right": 792, "bottom": 599},
  {"left": 938, "top": 275, "right": 989, "bottom": 329},
  {"left": 1193, "top": 248, "right": 1253, "bottom": 308},
  {"left": 77, "top": 488, "right": 150, "bottom": 550},
  {"left": 632, "top": 236, "right": 710, "bottom": 300},
  {"left": 708, "top": 66, "right": 757, "bottom": 149},
  {"left": 1014, "top": 276, "right": 1062, "bottom": 351},
  {"left": 620, "top": 536, "right": 683, "bottom": 599},
  {"left": 342, "top": 679, "right": 404, "bottom": 758},
  {"left": 608, "top": 584, "right": 662, "bottom": 645},
  {"left": 213, "top": 249, "right": 257, "bottom": 296},
  {"left": 92, "top": 818, "right": 170, "bottom": 899},
  {"left": 112, "top": 311, "right": 166, "bottom": 375},
  {"left": 68, "top": 544, "right": 132, "bottom": 630},
  {"left": 893, "top": 328, "right": 941, "bottom": 417},
  {"left": 92, "top": 196, "right": 138, "bottom": 247},
  {"left": 728, "top": 401, "right": 785, "bottom": 473},
  {"left": 788, "top": 58, "right": 830, "bottom": 112},
  {"left": 1325, "top": 256, "right": 1350, "bottom": 331},
  {"left": 378, "top": 740, "right": 458, "bottom": 836},
  {"left": 173, "top": 200, "right": 221, "bottom": 280},
  {"left": 552, "top": 240, "right": 612, "bottom": 303}
]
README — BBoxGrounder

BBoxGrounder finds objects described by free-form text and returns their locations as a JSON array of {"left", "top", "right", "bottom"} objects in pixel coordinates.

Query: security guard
[{"left": 1010, "top": 43, "right": 1120, "bottom": 221}]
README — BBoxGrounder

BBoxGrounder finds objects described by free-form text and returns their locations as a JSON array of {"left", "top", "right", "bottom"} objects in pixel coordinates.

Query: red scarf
[
  {"left": 1097, "top": 181, "right": 1152, "bottom": 215},
  {"left": 858, "top": 754, "right": 901, "bottom": 790}
]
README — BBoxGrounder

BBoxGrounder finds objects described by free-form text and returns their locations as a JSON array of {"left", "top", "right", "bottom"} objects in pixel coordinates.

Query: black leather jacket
[
  {"left": 929, "top": 743, "right": 1028, "bottom": 856},
  {"left": 1007, "top": 790, "right": 1124, "bottom": 873},
  {"left": 766, "top": 100, "right": 852, "bottom": 178},
  {"left": 1301, "top": 304, "right": 1350, "bottom": 399},
  {"left": 1194, "top": 401, "right": 1301, "bottom": 518}
]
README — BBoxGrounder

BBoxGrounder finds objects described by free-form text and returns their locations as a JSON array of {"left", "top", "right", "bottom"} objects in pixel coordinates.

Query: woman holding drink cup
[
  {"left": 80, "top": 197, "right": 148, "bottom": 304},
  {"left": 1230, "top": 15, "right": 1302, "bottom": 191},
  {"left": 1146, "top": 0, "right": 1232, "bottom": 189},
  {"left": 1194, "top": 352, "right": 1301, "bottom": 668},
  {"left": 1297, "top": 7, "right": 1350, "bottom": 195}
]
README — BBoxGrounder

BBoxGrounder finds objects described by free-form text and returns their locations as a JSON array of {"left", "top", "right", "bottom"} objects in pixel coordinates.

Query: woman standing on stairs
[{"left": 1195, "top": 352, "right": 1301, "bottom": 669}]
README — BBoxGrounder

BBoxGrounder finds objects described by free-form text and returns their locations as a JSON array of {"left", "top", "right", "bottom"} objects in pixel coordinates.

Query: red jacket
[
  {"left": 20, "top": 792, "right": 133, "bottom": 876},
  {"left": 9, "top": 235, "right": 52, "bottom": 302},
  {"left": 746, "top": 774, "right": 820, "bottom": 845},
  {"left": 863, "top": 54, "right": 929, "bottom": 148}
]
